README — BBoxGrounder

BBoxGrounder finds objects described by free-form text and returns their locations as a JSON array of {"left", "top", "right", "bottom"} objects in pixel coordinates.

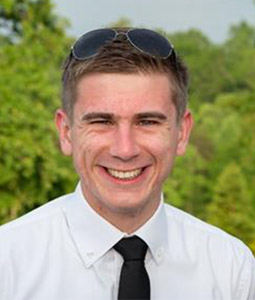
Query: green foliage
[
  {"left": 164, "top": 22, "right": 255, "bottom": 252},
  {"left": 0, "top": 0, "right": 76, "bottom": 223},
  {"left": 0, "top": 7, "right": 254, "bottom": 253},
  {"left": 109, "top": 17, "right": 132, "bottom": 28},
  {"left": 207, "top": 163, "right": 254, "bottom": 243},
  {"left": 0, "top": 0, "right": 67, "bottom": 39},
  {"left": 164, "top": 145, "right": 211, "bottom": 219}
]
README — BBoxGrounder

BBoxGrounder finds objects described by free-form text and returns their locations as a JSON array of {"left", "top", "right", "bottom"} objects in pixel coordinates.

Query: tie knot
[{"left": 114, "top": 236, "right": 148, "bottom": 261}]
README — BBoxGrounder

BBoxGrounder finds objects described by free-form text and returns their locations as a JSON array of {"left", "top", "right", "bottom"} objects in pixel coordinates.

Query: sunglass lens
[
  {"left": 128, "top": 29, "right": 172, "bottom": 58},
  {"left": 73, "top": 29, "right": 116, "bottom": 60}
]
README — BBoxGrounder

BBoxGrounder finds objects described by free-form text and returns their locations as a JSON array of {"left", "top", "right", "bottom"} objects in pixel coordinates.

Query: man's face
[{"left": 56, "top": 73, "right": 192, "bottom": 223}]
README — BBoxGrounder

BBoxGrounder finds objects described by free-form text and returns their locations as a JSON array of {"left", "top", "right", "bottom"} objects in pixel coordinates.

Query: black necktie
[{"left": 114, "top": 236, "right": 150, "bottom": 300}]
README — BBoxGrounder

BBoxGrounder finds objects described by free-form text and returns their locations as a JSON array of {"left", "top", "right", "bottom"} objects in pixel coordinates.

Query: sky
[{"left": 53, "top": 0, "right": 255, "bottom": 44}]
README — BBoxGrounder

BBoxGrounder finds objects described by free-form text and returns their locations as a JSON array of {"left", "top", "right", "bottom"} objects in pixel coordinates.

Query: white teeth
[{"left": 107, "top": 168, "right": 142, "bottom": 179}]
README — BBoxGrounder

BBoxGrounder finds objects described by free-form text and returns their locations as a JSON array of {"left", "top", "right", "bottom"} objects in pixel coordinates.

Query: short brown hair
[{"left": 61, "top": 28, "right": 189, "bottom": 122}]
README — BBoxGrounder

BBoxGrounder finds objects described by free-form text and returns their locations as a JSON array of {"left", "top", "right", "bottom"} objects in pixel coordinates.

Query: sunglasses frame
[{"left": 71, "top": 28, "right": 175, "bottom": 61}]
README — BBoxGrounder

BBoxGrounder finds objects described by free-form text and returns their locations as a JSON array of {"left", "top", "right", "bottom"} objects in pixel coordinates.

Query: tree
[
  {"left": 164, "top": 145, "right": 211, "bottom": 220},
  {"left": 207, "top": 163, "right": 255, "bottom": 244},
  {"left": 223, "top": 22, "right": 255, "bottom": 92},
  {"left": 0, "top": 0, "right": 75, "bottom": 223},
  {"left": 109, "top": 17, "right": 132, "bottom": 28},
  {"left": 0, "top": 0, "right": 66, "bottom": 39}
]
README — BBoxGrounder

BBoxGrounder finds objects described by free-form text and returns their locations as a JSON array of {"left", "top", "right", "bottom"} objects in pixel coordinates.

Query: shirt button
[
  {"left": 156, "top": 247, "right": 164, "bottom": 262},
  {"left": 86, "top": 252, "right": 95, "bottom": 258},
  {"left": 104, "top": 252, "right": 114, "bottom": 262}
]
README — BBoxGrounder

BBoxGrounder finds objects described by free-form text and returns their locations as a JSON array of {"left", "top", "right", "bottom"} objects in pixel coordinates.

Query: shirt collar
[
  {"left": 134, "top": 194, "right": 169, "bottom": 265},
  {"left": 62, "top": 183, "right": 169, "bottom": 267}
]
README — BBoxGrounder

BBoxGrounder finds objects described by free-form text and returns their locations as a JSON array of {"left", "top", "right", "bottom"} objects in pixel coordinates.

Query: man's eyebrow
[
  {"left": 81, "top": 112, "right": 114, "bottom": 121},
  {"left": 135, "top": 112, "right": 168, "bottom": 120},
  {"left": 80, "top": 111, "right": 168, "bottom": 121}
]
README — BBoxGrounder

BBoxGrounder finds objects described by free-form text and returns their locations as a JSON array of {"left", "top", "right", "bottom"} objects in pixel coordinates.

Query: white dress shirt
[{"left": 0, "top": 183, "right": 254, "bottom": 300}]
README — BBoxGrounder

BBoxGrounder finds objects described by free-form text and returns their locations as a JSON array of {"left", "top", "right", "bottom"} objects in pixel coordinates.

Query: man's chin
[{"left": 101, "top": 193, "right": 155, "bottom": 216}]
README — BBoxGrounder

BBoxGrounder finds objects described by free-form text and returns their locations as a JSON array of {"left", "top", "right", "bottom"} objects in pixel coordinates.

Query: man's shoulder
[
  {"left": 163, "top": 203, "right": 255, "bottom": 298},
  {"left": 163, "top": 202, "right": 253, "bottom": 259},
  {"left": 0, "top": 192, "right": 72, "bottom": 247}
]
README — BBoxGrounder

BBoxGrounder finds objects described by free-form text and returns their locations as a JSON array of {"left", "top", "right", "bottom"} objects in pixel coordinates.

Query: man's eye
[
  {"left": 89, "top": 120, "right": 113, "bottom": 125},
  {"left": 138, "top": 119, "right": 159, "bottom": 126}
]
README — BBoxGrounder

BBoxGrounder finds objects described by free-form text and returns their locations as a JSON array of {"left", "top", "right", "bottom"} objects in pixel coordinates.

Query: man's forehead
[
  {"left": 76, "top": 72, "right": 173, "bottom": 99},
  {"left": 72, "top": 72, "right": 176, "bottom": 121}
]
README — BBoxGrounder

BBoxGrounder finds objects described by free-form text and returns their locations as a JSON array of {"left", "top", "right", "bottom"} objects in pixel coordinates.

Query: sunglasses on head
[{"left": 71, "top": 28, "right": 175, "bottom": 60}]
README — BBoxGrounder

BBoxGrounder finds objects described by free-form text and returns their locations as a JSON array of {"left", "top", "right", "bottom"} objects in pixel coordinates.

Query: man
[{"left": 0, "top": 28, "right": 254, "bottom": 300}]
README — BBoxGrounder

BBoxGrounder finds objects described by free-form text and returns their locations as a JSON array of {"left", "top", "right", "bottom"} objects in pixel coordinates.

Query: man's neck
[
  {"left": 98, "top": 203, "right": 160, "bottom": 234},
  {"left": 81, "top": 189, "right": 161, "bottom": 234}
]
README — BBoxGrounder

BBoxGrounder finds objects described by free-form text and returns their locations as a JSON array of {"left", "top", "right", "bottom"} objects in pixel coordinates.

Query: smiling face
[{"left": 56, "top": 72, "right": 193, "bottom": 230}]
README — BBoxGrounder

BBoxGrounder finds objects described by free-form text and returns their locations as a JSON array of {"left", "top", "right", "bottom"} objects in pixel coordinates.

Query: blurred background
[{"left": 0, "top": 0, "right": 254, "bottom": 253}]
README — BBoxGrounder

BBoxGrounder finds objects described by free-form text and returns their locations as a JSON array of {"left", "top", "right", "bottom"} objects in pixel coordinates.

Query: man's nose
[{"left": 109, "top": 125, "right": 140, "bottom": 161}]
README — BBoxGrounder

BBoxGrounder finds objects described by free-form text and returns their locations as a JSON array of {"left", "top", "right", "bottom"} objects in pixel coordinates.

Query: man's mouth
[{"left": 105, "top": 167, "right": 144, "bottom": 180}]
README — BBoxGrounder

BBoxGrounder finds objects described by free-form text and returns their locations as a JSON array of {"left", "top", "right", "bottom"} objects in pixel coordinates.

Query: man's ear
[
  {"left": 176, "top": 109, "right": 193, "bottom": 156},
  {"left": 55, "top": 109, "right": 73, "bottom": 156}
]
